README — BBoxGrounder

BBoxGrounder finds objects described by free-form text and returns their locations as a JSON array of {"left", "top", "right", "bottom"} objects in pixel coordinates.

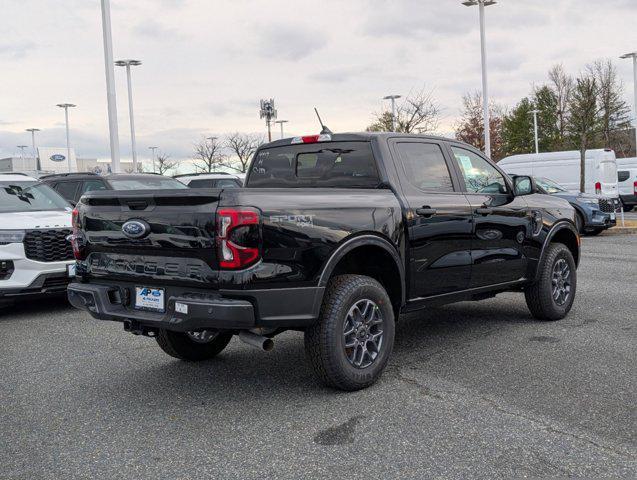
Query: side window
[
  {"left": 82, "top": 180, "right": 108, "bottom": 195},
  {"left": 395, "top": 142, "right": 454, "bottom": 192},
  {"left": 54, "top": 181, "right": 80, "bottom": 202},
  {"left": 451, "top": 146, "right": 508, "bottom": 194},
  {"left": 215, "top": 179, "right": 241, "bottom": 188},
  {"left": 618, "top": 171, "right": 630, "bottom": 182},
  {"left": 188, "top": 179, "right": 214, "bottom": 188}
]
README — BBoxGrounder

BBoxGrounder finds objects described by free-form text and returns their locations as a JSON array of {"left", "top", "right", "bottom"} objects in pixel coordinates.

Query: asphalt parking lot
[{"left": 1, "top": 235, "right": 635, "bottom": 479}]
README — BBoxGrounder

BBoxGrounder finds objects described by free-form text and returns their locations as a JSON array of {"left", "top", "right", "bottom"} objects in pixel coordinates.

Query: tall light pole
[
  {"left": 383, "top": 95, "right": 401, "bottom": 132},
  {"left": 17, "top": 145, "right": 28, "bottom": 165},
  {"left": 530, "top": 109, "right": 540, "bottom": 154},
  {"left": 462, "top": 0, "right": 496, "bottom": 157},
  {"left": 25, "top": 128, "right": 41, "bottom": 170},
  {"left": 115, "top": 59, "right": 142, "bottom": 172},
  {"left": 57, "top": 103, "right": 76, "bottom": 173},
  {"left": 100, "top": 0, "right": 121, "bottom": 173},
  {"left": 620, "top": 52, "right": 637, "bottom": 155},
  {"left": 148, "top": 146, "right": 158, "bottom": 173},
  {"left": 275, "top": 120, "right": 289, "bottom": 139}
]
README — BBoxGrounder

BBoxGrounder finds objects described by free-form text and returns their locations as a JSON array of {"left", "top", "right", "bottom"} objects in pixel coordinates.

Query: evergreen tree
[{"left": 502, "top": 97, "right": 534, "bottom": 156}]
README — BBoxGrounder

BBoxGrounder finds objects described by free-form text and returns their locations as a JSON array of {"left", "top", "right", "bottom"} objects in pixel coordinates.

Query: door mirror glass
[{"left": 513, "top": 175, "right": 536, "bottom": 196}]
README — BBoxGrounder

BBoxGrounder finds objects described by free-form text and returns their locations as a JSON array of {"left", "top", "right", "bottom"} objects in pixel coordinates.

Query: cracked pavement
[{"left": 0, "top": 235, "right": 635, "bottom": 479}]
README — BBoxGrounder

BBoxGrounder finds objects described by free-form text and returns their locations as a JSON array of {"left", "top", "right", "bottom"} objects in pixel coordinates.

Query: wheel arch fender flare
[
  {"left": 317, "top": 234, "right": 406, "bottom": 306},
  {"left": 535, "top": 221, "right": 580, "bottom": 281}
]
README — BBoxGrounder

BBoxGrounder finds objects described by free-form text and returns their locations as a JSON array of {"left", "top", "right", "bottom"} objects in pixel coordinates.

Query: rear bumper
[
  {"left": 67, "top": 281, "right": 324, "bottom": 331},
  {"left": 620, "top": 193, "right": 637, "bottom": 206}
]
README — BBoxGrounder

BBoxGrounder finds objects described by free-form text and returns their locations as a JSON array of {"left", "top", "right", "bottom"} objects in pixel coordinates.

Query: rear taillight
[
  {"left": 70, "top": 208, "right": 86, "bottom": 260},
  {"left": 595, "top": 182, "right": 602, "bottom": 195},
  {"left": 216, "top": 207, "right": 260, "bottom": 269},
  {"left": 634, "top": 181, "right": 637, "bottom": 195}
]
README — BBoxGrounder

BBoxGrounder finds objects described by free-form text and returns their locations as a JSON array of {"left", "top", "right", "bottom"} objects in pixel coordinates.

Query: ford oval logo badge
[
  {"left": 50, "top": 154, "right": 66, "bottom": 162},
  {"left": 122, "top": 220, "right": 150, "bottom": 239}
]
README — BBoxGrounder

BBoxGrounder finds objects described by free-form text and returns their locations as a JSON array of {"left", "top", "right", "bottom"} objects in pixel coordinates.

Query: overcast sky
[{"left": 1, "top": 0, "right": 636, "bottom": 165}]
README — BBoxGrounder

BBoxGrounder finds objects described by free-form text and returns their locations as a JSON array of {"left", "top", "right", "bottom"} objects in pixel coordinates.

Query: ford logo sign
[
  {"left": 50, "top": 154, "right": 66, "bottom": 162},
  {"left": 122, "top": 220, "right": 150, "bottom": 239}
]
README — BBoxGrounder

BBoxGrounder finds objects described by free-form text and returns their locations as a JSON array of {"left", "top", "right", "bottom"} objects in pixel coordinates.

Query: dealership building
[{"left": 0, "top": 147, "right": 136, "bottom": 175}]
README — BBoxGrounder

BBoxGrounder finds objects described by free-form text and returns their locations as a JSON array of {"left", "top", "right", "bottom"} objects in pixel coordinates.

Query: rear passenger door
[
  {"left": 390, "top": 139, "right": 473, "bottom": 298},
  {"left": 447, "top": 145, "right": 530, "bottom": 287}
]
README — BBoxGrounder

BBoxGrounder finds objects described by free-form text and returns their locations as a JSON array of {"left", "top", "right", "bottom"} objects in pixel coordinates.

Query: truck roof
[{"left": 262, "top": 132, "right": 457, "bottom": 148}]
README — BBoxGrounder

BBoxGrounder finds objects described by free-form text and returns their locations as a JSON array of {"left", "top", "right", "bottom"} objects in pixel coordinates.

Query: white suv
[
  {"left": 174, "top": 173, "right": 242, "bottom": 188},
  {"left": 0, "top": 174, "right": 76, "bottom": 307}
]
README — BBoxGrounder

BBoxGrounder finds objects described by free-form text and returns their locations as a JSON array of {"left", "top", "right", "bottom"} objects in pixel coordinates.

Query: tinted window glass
[
  {"left": 451, "top": 146, "right": 507, "bottom": 194},
  {"left": 188, "top": 179, "right": 215, "bottom": 188},
  {"left": 0, "top": 181, "right": 70, "bottom": 212},
  {"left": 395, "top": 142, "right": 454, "bottom": 192},
  {"left": 54, "top": 181, "right": 80, "bottom": 201},
  {"left": 108, "top": 177, "right": 188, "bottom": 190},
  {"left": 247, "top": 142, "right": 379, "bottom": 188},
  {"left": 82, "top": 179, "right": 108, "bottom": 194},
  {"left": 215, "top": 179, "right": 241, "bottom": 188},
  {"left": 618, "top": 170, "right": 630, "bottom": 182}
]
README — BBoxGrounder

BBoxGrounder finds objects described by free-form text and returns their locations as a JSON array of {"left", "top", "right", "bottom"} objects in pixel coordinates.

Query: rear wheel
[
  {"left": 156, "top": 329, "right": 233, "bottom": 361},
  {"left": 525, "top": 243, "right": 577, "bottom": 321},
  {"left": 304, "top": 274, "right": 395, "bottom": 391}
]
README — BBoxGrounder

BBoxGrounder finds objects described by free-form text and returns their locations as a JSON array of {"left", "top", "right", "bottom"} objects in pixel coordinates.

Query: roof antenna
[{"left": 314, "top": 107, "right": 332, "bottom": 135}]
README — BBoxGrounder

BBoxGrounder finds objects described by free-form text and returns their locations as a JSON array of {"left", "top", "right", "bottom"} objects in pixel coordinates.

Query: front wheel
[
  {"left": 524, "top": 243, "right": 577, "bottom": 321},
  {"left": 304, "top": 274, "right": 395, "bottom": 391},
  {"left": 156, "top": 329, "right": 233, "bottom": 361}
]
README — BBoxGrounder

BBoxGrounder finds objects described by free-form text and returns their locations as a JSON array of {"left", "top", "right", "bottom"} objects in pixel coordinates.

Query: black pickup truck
[{"left": 68, "top": 133, "right": 580, "bottom": 390}]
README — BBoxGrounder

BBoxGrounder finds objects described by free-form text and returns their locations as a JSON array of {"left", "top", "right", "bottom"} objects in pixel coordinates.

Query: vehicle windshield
[
  {"left": 535, "top": 177, "right": 567, "bottom": 194},
  {"left": 0, "top": 181, "right": 71, "bottom": 212},
  {"left": 108, "top": 176, "right": 189, "bottom": 190}
]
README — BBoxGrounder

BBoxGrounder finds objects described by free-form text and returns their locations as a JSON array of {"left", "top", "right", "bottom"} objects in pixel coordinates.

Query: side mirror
[{"left": 513, "top": 175, "right": 537, "bottom": 196}]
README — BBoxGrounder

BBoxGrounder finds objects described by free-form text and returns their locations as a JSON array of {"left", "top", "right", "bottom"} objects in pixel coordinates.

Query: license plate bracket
[{"left": 135, "top": 287, "right": 165, "bottom": 312}]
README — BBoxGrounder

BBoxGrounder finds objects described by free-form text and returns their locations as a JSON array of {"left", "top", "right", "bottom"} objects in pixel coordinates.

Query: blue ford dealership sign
[{"left": 50, "top": 154, "right": 66, "bottom": 162}]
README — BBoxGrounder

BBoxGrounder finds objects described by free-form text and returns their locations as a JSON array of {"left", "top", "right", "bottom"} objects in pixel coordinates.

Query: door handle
[
  {"left": 416, "top": 207, "right": 437, "bottom": 218},
  {"left": 475, "top": 207, "right": 493, "bottom": 216}
]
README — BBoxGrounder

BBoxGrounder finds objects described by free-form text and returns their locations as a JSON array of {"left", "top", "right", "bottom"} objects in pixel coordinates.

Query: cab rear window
[{"left": 246, "top": 142, "right": 380, "bottom": 188}]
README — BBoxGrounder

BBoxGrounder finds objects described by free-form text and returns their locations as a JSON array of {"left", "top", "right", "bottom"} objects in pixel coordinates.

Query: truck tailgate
[{"left": 77, "top": 189, "right": 221, "bottom": 287}]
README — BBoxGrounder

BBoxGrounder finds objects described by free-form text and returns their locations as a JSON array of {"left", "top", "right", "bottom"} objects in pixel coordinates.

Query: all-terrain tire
[
  {"left": 304, "top": 274, "right": 395, "bottom": 391},
  {"left": 156, "top": 329, "right": 233, "bottom": 361},
  {"left": 525, "top": 243, "right": 577, "bottom": 321}
]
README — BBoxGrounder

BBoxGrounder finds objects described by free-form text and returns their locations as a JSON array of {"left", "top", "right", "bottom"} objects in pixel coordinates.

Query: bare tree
[
  {"left": 193, "top": 136, "right": 225, "bottom": 173},
  {"left": 367, "top": 87, "right": 441, "bottom": 134},
  {"left": 588, "top": 59, "right": 631, "bottom": 149},
  {"left": 548, "top": 64, "right": 574, "bottom": 149},
  {"left": 155, "top": 152, "right": 178, "bottom": 176},
  {"left": 455, "top": 91, "right": 505, "bottom": 160},
  {"left": 567, "top": 74, "right": 600, "bottom": 192},
  {"left": 224, "top": 132, "right": 264, "bottom": 173}
]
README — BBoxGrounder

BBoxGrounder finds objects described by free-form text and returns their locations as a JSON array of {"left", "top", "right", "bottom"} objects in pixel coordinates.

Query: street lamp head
[
  {"left": 529, "top": 109, "right": 540, "bottom": 114},
  {"left": 383, "top": 95, "right": 402, "bottom": 100},
  {"left": 56, "top": 103, "right": 76, "bottom": 108},
  {"left": 17, "top": 145, "right": 28, "bottom": 148},
  {"left": 462, "top": 0, "right": 496, "bottom": 6},
  {"left": 620, "top": 52, "right": 637, "bottom": 59},
  {"left": 115, "top": 59, "right": 142, "bottom": 66},
  {"left": 275, "top": 120, "right": 289, "bottom": 124},
  {"left": 26, "top": 128, "right": 41, "bottom": 133}
]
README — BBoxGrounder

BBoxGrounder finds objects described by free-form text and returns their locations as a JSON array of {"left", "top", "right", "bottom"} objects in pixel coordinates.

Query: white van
[
  {"left": 498, "top": 149, "right": 619, "bottom": 198},
  {"left": 616, "top": 157, "right": 637, "bottom": 211}
]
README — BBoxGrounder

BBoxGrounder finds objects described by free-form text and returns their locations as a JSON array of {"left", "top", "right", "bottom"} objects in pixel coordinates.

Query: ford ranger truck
[{"left": 68, "top": 133, "right": 580, "bottom": 391}]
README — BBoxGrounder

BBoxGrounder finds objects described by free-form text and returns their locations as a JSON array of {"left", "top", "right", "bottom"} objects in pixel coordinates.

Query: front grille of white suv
[{"left": 23, "top": 229, "right": 74, "bottom": 262}]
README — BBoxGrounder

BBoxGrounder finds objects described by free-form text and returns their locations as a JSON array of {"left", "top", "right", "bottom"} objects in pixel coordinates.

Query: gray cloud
[
  {"left": 132, "top": 19, "right": 183, "bottom": 40},
  {"left": 254, "top": 24, "right": 324, "bottom": 61},
  {"left": 0, "top": 41, "right": 37, "bottom": 59}
]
